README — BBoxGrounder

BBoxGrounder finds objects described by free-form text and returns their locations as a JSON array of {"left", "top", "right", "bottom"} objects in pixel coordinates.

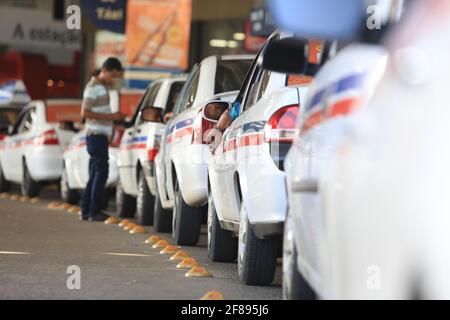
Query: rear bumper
[
  {"left": 240, "top": 152, "right": 288, "bottom": 234},
  {"left": 173, "top": 144, "right": 211, "bottom": 207},
  {"left": 251, "top": 222, "right": 284, "bottom": 239},
  {"left": 27, "top": 147, "right": 63, "bottom": 181}
]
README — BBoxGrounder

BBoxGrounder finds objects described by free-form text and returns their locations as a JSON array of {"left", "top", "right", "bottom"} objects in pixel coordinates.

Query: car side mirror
[
  {"left": 141, "top": 106, "right": 163, "bottom": 123},
  {"left": 262, "top": 38, "right": 310, "bottom": 75},
  {"left": 202, "top": 101, "right": 230, "bottom": 122}
]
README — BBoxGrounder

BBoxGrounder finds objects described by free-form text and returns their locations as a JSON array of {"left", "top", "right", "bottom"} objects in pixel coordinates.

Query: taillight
[
  {"left": 264, "top": 105, "right": 299, "bottom": 171},
  {"left": 191, "top": 110, "right": 216, "bottom": 145},
  {"left": 264, "top": 105, "right": 299, "bottom": 143},
  {"left": 148, "top": 149, "right": 158, "bottom": 161},
  {"left": 35, "top": 129, "right": 59, "bottom": 145},
  {"left": 110, "top": 126, "right": 124, "bottom": 148}
]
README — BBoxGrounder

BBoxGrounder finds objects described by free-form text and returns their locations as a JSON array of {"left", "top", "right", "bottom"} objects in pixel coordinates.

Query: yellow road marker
[
  {"left": 185, "top": 266, "right": 213, "bottom": 278},
  {"left": 105, "top": 216, "right": 121, "bottom": 225},
  {"left": 124, "top": 223, "right": 137, "bottom": 231},
  {"left": 20, "top": 196, "right": 30, "bottom": 202},
  {"left": 0, "top": 193, "right": 9, "bottom": 199},
  {"left": 48, "top": 201, "right": 61, "bottom": 209},
  {"left": 68, "top": 205, "right": 80, "bottom": 213},
  {"left": 176, "top": 258, "right": 199, "bottom": 269},
  {"left": 145, "top": 235, "right": 160, "bottom": 244},
  {"left": 10, "top": 194, "right": 20, "bottom": 201},
  {"left": 170, "top": 250, "right": 189, "bottom": 261},
  {"left": 160, "top": 245, "right": 179, "bottom": 255},
  {"left": 130, "top": 226, "right": 147, "bottom": 234},
  {"left": 30, "top": 197, "right": 40, "bottom": 204},
  {"left": 152, "top": 239, "right": 168, "bottom": 249},
  {"left": 118, "top": 219, "right": 130, "bottom": 227},
  {"left": 59, "top": 203, "right": 71, "bottom": 210},
  {"left": 200, "top": 291, "right": 225, "bottom": 300}
]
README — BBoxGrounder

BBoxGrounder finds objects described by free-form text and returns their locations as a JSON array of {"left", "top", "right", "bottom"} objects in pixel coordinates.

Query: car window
[
  {"left": 135, "top": 83, "right": 162, "bottom": 125},
  {"left": 165, "top": 81, "right": 184, "bottom": 114},
  {"left": 242, "top": 64, "right": 264, "bottom": 112},
  {"left": 18, "top": 108, "right": 36, "bottom": 134},
  {"left": 178, "top": 67, "right": 200, "bottom": 113},
  {"left": 257, "top": 70, "right": 271, "bottom": 101},
  {"left": 215, "top": 59, "right": 252, "bottom": 94}
]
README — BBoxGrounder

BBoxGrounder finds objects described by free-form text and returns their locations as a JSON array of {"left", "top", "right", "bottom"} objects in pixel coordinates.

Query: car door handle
[
  {"left": 291, "top": 179, "right": 318, "bottom": 193},
  {"left": 136, "top": 129, "right": 141, "bottom": 134}
]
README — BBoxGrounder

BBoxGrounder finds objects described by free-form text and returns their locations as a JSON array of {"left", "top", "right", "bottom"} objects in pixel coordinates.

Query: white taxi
[
  {"left": 0, "top": 100, "right": 79, "bottom": 196},
  {"left": 60, "top": 127, "right": 123, "bottom": 205},
  {"left": 117, "top": 77, "right": 186, "bottom": 225},
  {"left": 319, "top": 0, "right": 450, "bottom": 299},
  {"left": 155, "top": 55, "right": 253, "bottom": 244},
  {"left": 268, "top": 0, "right": 405, "bottom": 299},
  {"left": 206, "top": 33, "right": 315, "bottom": 286}
]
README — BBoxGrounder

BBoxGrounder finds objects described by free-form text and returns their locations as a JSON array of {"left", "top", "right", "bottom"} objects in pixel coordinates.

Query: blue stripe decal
[
  {"left": 175, "top": 118, "right": 194, "bottom": 129},
  {"left": 242, "top": 121, "right": 266, "bottom": 134},
  {"left": 305, "top": 73, "right": 365, "bottom": 112},
  {"left": 125, "top": 136, "right": 147, "bottom": 145},
  {"left": 331, "top": 74, "right": 364, "bottom": 95},
  {"left": 167, "top": 118, "right": 194, "bottom": 136}
]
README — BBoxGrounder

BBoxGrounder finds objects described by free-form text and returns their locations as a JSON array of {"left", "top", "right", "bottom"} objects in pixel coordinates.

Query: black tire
[
  {"left": 283, "top": 211, "right": 316, "bottom": 299},
  {"left": 136, "top": 170, "right": 155, "bottom": 226},
  {"left": 60, "top": 166, "right": 80, "bottom": 205},
  {"left": 153, "top": 178, "right": 172, "bottom": 233},
  {"left": 207, "top": 193, "right": 237, "bottom": 262},
  {"left": 21, "top": 161, "right": 40, "bottom": 197},
  {"left": 172, "top": 179, "right": 202, "bottom": 246},
  {"left": 116, "top": 178, "right": 136, "bottom": 218},
  {"left": 0, "top": 162, "right": 11, "bottom": 192},
  {"left": 284, "top": 245, "right": 316, "bottom": 300},
  {"left": 238, "top": 208, "right": 278, "bottom": 286}
]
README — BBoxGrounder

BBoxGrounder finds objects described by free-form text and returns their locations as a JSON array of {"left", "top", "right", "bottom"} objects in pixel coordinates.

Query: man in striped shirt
[{"left": 80, "top": 57, "right": 126, "bottom": 222}]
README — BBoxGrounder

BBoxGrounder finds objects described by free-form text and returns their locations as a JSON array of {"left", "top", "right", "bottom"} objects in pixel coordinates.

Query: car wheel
[
  {"left": 207, "top": 192, "right": 237, "bottom": 262},
  {"left": 172, "top": 179, "right": 202, "bottom": 246},
  {"left": 283, "top": 209, "right": 316, "bottom": 300},
  {"left": 116, "top": 178, "right": 136, "bottom": 218},
  {"left": 60, "top": 166, "right": 80, "bottom": 205},
  {"left": 136, "top": 170, "right": 155, "bottom": 226},
  {"left": 237, "top": 201, "right": 278, "bottom": 286},
  {"left": 153, "top": 178, "right": 172, "bottom": 233},
  {"left": 0, "top": 162, "right": 10, "bottom": 192},
  {"left": 21, "top": 161, "right": 40, "bottom": 197}
]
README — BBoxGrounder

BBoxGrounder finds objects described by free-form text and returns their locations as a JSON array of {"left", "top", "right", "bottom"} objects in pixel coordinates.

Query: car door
[
  {"left": 118, "top": 86, "right": 153, "bottom": 195},
  {"left": 211, "top": 55, "right": 265, "bottom": 223},
  {"left": 3, "top": 107, "right": 36, "bottom": 182},
  {"left": 164, "top": 65, "right": 201, "bottom": 200},
  {"left": 74, "top": 132, "right": 88, "bottom": 187}
]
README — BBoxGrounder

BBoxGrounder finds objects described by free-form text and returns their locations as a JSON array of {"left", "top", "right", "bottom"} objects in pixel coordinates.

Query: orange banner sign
[{"left": 125, "top": 0, "right": 191, "bottom": 70}]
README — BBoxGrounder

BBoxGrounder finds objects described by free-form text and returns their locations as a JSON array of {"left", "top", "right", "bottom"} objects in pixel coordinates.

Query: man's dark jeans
[{"left": 81, "top": 134, "right": 109, "bottom": 218}]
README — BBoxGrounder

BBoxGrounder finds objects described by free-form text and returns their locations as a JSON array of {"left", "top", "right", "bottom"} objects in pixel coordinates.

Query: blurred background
[{"left": 0, "top": 0, "right": 275, "bottom": 104}]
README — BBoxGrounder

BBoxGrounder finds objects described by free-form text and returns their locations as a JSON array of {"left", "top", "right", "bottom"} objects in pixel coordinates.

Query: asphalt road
[{"left": 0, "top": 186, "right": 282, "bottom": 300}]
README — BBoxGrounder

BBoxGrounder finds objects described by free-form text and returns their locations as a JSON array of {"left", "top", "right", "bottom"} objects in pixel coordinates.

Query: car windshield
[{"left": 215, "top": 59, "right": 253, "bottom": 94}]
